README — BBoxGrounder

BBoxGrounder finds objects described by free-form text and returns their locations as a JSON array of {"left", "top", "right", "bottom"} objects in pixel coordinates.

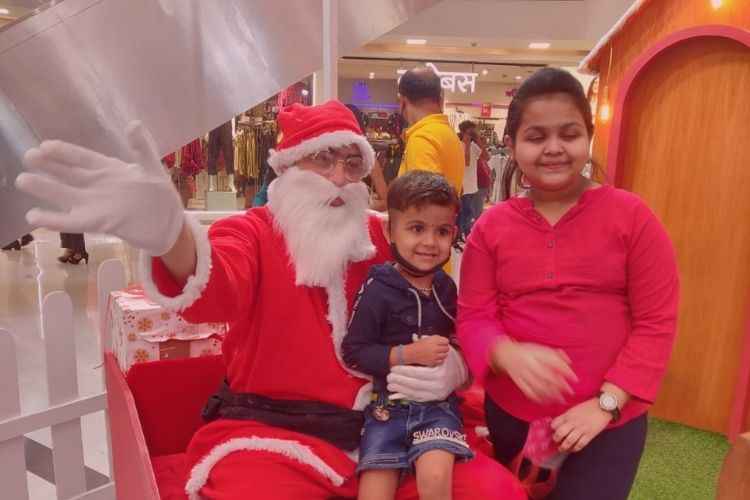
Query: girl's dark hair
[{"left": 501, "top": 67, "right": 597, "bottom": 200}]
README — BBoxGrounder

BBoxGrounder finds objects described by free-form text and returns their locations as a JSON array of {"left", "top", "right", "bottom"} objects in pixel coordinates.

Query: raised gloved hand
[
  {"left": 387, "top": 345, "right": 469, "bottom": 402},
  {"left": 16, "top": 121, "right": 184, "bottom": 256}
]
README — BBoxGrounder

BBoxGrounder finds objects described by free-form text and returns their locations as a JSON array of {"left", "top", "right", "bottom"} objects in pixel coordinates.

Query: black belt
[{"left": 202, "top": 380, "right": 364, "bottom": 451}]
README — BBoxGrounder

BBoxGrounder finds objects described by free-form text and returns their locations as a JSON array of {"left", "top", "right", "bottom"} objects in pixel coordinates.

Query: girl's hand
[
  {"left": 489, "top": 339, "right": 578, "bottom": 404},
  {"left": 551, "top": 398, "right": 612, "bottom": 452}
]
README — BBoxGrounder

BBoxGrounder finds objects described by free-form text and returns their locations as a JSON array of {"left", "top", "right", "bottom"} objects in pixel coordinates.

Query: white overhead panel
[{"left": 0, "top": 0, "right": 439, "bottom": 243}]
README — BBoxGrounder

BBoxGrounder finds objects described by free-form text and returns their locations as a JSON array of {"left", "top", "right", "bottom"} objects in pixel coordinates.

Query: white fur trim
[
  {"left": 475, "top": 426, "right": 490, "bottom": 439},
  {"left": 578, "top": 0, "right": 648, "bottom": 74},
  {"left": 139, "top": 213, "right": 212, "bottom": 312},
  {"left": 367, "top": 208, "right": 388, "bottom": 222},
  {"left": 345, "top": 448, "right": 360, "bottom": 463},
  {"left": 325, "top": 273, "right": 373, "bottom": 410},
  {"left": 185, "top": 437, "right": 346, "bottom": 499},
  {"left": 268, "top": 131, "right": 375, "bottom": 176}
]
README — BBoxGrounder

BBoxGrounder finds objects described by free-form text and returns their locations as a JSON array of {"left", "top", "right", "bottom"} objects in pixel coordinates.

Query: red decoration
[{"left": 480, "top": 102, "right": 492, "bottom": 118}]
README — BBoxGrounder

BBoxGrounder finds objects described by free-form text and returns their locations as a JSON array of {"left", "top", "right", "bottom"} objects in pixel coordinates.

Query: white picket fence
[{"left": 0, "top": 259, "right": 127, "bottom": 500}]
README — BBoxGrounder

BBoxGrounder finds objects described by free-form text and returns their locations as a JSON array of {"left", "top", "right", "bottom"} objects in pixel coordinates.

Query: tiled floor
[{"left": 0, "top": 229, "right": 138, "bottom": 499}]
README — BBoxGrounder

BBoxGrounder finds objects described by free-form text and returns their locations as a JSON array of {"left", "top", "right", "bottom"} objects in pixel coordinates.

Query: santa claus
[{"left": 16, "top": 101, "right": 524, "bottom": 499}]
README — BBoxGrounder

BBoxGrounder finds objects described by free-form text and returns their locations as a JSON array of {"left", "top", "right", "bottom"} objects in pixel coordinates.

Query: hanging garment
[
  {"left": 180, "top": 139, "right": 205, "bottom": 177},
  {"left": 207, "top": 121, "right": 235, "bottom": 175},
  {"left": 162, "top": 153, "right": 176, "bottom": 169}
]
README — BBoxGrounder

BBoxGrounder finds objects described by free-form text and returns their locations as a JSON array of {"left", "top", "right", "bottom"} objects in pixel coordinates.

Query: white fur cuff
[{"left": 139, "top": 213, "right": 212, "bottom": 312}]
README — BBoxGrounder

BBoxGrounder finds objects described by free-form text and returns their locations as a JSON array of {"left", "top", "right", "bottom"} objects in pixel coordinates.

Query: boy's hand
[
  {"left": 387, "top": 347, "right": 469, "bottom": 402},
  {"left": 405, "top": 335, "right": 450, "bottom": 367}
]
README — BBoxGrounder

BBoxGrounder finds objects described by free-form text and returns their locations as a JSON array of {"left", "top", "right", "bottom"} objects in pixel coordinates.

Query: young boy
[{"left": 342, "top": 170, "right": 473, "bottom": 500}]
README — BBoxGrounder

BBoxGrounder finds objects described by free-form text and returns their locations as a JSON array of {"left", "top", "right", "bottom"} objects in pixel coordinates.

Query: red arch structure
[{"left": 605, "top": 25, "right": 750, "bottom": 440}]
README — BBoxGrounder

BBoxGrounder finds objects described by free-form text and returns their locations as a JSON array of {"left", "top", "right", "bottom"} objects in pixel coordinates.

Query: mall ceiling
[
  {"left": 338, "top": 0, "right": 634, "bottom": 83},
  {"left": 350, "top": 0, "right": 634, "bottom": 67},
  {"left": 0, "top": 1, "right": 634, "bottom": 68}
]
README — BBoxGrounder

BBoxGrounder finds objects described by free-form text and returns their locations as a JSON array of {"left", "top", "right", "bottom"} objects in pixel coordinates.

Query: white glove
[
  {"left": 387, "top": 346, "right": 469, "bottom": 402},
  {"left": 16, "top": 121, "right": 184, "bottom": 256}
]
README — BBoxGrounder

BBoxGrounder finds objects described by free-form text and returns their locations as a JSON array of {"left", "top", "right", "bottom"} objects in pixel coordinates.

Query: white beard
[{"left": 267, "top": 168, "right": 375, "bottom": 288}]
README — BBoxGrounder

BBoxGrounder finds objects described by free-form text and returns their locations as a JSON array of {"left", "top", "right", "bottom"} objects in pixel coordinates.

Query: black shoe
[
  {"left": 3, "top": 241, "right": 21, "bottom": 251},
  {"left": 58, "top": 249, "right": 74, "bottom": 263},
  {"left": 66, "top": 251, "right": 89, "bottom": 265},
  {"left": 20, "top": 234, "right": 34, "bottom": 247}
]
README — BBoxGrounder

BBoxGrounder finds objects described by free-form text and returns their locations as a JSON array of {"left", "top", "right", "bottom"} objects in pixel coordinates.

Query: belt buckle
[{"left": 372, "top": 405, "right": 391, "bottom": 422}]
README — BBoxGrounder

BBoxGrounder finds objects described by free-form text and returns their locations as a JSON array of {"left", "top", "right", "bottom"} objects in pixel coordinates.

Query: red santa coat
[{"left": 141, "top": 208, "right": 525, "bottom": 500}]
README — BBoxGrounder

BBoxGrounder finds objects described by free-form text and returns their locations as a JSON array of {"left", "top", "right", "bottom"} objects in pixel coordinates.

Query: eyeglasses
[{"left": 302, "top": 149, "right": 367, "bottom": 182}]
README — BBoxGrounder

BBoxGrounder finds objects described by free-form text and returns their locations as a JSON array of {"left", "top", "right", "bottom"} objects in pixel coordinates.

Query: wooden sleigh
[{"left": 98, "top": 258, "right": 223, "bottom": 499}]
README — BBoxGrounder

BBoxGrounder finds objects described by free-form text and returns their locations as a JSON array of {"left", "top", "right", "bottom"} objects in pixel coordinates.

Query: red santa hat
[{"left": 267, "top": 100, "right": 375, "bottom": 175}]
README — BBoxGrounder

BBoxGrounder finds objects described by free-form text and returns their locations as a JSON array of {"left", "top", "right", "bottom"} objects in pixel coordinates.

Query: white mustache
[{"left": 275, "top": 168, "right": 368, "bottom": 207}]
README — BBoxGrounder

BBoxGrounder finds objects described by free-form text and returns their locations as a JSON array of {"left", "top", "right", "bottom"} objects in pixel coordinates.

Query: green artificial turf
[{"left": 628, "top": 418, "right": 730, "bottom": 500}]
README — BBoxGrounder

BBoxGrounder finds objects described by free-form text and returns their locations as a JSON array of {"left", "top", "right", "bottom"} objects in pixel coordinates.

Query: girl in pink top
[{"left": 458, "top": 68, "right": 679, "bottom": 500}]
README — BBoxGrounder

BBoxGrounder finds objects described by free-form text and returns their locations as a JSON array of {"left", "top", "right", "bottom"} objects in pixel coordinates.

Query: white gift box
[{"left": 106, "top": 287, "right": 226, "bottom": 372}]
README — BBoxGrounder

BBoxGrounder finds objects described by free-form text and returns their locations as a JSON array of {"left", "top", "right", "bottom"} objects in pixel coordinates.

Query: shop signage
[
  {"left": 398, "top": 62, "right": 478, "bottom": 94},
  {"left": 481, "top": 102, "right": 492, "bottom": 117}
]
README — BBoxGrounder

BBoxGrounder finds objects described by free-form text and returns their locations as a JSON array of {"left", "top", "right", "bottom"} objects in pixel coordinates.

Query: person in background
[
  {"left": 343, "top": 171, "right": 473, "bottom": 500},
  {"left": 476, "top": 155, "right": 492, "bottom": 210},
  {"left": 59, "top": 233, "right": 88, "bottom": 264},
  {"left": 346, "top": 104, "right": 388, "bottom": 212},
  {"left": 2, "top": 233, "right": 33, "bottom": 251},
  {"left": 457, "top": 121, "right": 489, "bottom": 238},
  {"left": 397, "top": 67, "right": 464, "bottom": 195},
  {"left": 252, "top": 167, "right": 277, "bottom": 207},
  {"left": 458, "top": 68, "right": 679, "bottom": 500}
]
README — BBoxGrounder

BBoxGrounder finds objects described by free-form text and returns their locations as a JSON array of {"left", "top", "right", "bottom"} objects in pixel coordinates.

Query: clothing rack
[{"left": 235, "top": 121, "right": 277, "bottom": 183}]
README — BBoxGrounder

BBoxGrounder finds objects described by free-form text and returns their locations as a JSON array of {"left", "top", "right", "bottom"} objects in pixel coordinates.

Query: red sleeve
[
  {"left": 148, "top": 213, "right": 261, "bottom": 324},
  {"left": 605, "top": 203, "right": 679, "bottom": 402},
  {"left": 457, "top": 216, "right": 508, "bottom": 384}
]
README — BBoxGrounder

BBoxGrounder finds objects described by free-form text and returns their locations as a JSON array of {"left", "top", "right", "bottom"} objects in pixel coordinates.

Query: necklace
[{"left": 394, "top": 263, "right": 434, "bottom": 294}]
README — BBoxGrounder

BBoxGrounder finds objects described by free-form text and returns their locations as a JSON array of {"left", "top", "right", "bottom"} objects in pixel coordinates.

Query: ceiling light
[
  {"left": 0, "top": 8, "right": 10, "bottom": 15},
  {"left": 711, "top": 0, "right": 722, "bottom": 9},
  {"left": 529, "top": 42, "right": 551, "bottom": 50},
  {"left": 515, "top": 75, "right": 523, "bottom": 80},
  {"left": 406, "top": 39, "right": 427, "bottom": 45},
  {"left": 369, "top": 72, "right": 375, "bottom": 79},
  {"left": 301, "top": 89, "right": 309, "bottom": 96},
  {"left": 481, "top": 69, "right": 488, "bottom": 76}
]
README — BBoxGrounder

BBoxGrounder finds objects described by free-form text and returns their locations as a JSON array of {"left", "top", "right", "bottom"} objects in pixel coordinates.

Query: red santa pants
[{"left": 199, "top": 447, "right": 526, "bottom": 499}]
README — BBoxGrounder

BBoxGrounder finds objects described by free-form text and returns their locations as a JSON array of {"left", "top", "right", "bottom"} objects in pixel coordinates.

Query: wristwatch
[{"left": 598, "top": 391, "right": 621, "bottom": 422}]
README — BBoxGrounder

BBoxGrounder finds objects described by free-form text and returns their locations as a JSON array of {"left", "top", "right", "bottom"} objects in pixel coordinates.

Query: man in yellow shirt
[{"left": 397, "top": 67, "right": 464, "bottom": 194}]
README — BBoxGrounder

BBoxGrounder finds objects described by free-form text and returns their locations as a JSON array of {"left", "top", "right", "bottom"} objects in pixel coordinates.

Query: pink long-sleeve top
[{"left": 458, "top": 185, "right": 679, "bottom": 427}]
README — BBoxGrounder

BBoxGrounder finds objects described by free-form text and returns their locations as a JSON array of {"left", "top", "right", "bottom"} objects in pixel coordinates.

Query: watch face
[{"left": 600, "top": 393, "right": 618, "bottom": 412}]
